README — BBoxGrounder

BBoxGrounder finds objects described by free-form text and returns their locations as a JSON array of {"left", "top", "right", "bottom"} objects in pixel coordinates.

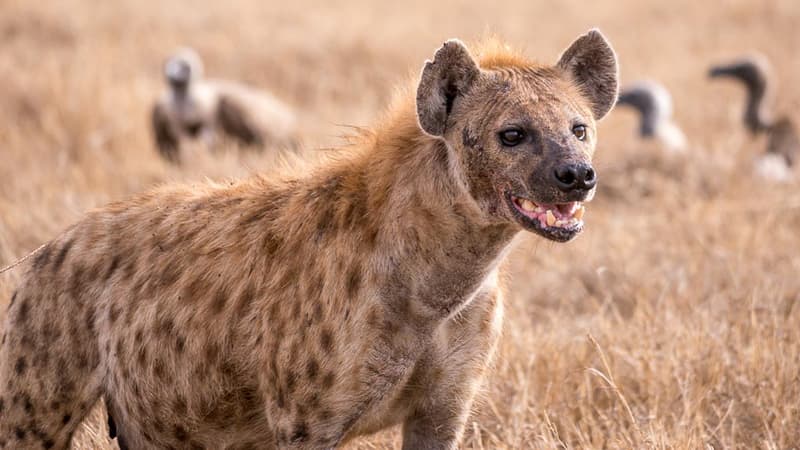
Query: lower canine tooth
[
  {"left": 574, "top": 206, "right": 585, "bottom": 220},
  {"left": 546, "top": 210, "right": 556, "bottom": 226},
  {"left": 521, "top": 199, "right": 535, "bottom": 212}
]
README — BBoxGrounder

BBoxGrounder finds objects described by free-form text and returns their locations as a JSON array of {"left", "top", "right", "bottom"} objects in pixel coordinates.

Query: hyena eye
[
  {"left": 572, "top": 124, "right": 587, "bottom": 141},
  {"left": 499, "top": 129, "right": 525, "bottom": 147}
]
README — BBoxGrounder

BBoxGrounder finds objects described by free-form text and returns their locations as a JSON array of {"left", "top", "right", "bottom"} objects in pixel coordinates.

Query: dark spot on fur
[
  {"left": 312, "top": 303, "right": 323, "bottom": 322},
  {"left": 382, "top": 317, "right": 401, "bottom": 335},
  {"left": 62, "top": 414, "right": 71, "bottom": 424},
  {"left": 367, "top": 308, "right": 380, "bottom": 327},
  {"left": 109, "top": 305, "right": 120, "bottom": 324},
  {"left": 17, "top": 299, "right": 29, "bottom": 323},
  {"left": 306, "top": 359, "right": 318, "bottom": 380},
  {"left": 175, "top": 335, "right": 186, "bottom": 353},
  {"left": 211, "top": 287, "right": 228, "bottom": 315},
  {"left": 137, "top": 346, "right": 147, "bottom": 367},
  {"left": 68, "top": 264, "right": 86, "bottom": 300},
  {"left": 77, "top": 353, "right": 89, "bottom": 370},
  {"left": 319, "top": 329, "right": 333, "bottom": 353},
  {"left": 183, "top": 277, "right": 210, "bottom": 303},
  {"left": 148, "top": 417, "right": 163, "bottom": 436},
  {"left": 173, "top": 425, "right": 189, "bottom": 441},
  {"left": 14, "top": 357, "right": 26, "bottom": 375},
  {"left": 290, "top": 421, "right": 309, "bottom": 442},
  {"left": 160, "top": 263, "right": 181, "bottom": 288},
  {"left": 85, "top": 308, "right": 95, "bottom": 334},
  {"left": 157, "top": 317, "right": 175, "bottom": 336},
  {"left": 14, "top": 427, "right": 25, "bottom": 440},
  {"left": 154, "top": 357, "right": 168, "bottom": 380},
  {"left": 292, "top": 299, "right": 301, "bottom": 318},
  {"left": 53, "top": 239, "right": 74, "bottom": 272},
  {"left": 8, "top": 291, "right": 17, "bottom": 309},
  {"left": 116, "top": 338, "right": 125, "bottom": 357},
  {"left": 276, "top": 387, "right": 286, "bottom": 410},
  {"left": 122, "top": 256, "right": 137, "bottom": 281},
  {"left": 220, "top": 360, "right": 236, "bottom": 378},
  {"left": 260, "top": 230, "right": 283, "bottom": 256},
  {"left": 234, "top": 283, "right": 255, "bottom": 318},
  {"left": 104, "top": 256, "right": 120, "bottom": 281},
  {"left": 60, "top": 378, "right": 75, "bottom": 399},
  {"left": 315, "top": 205, "right": 336, "bottom": 242},
  {"left": 173, "top": 396, "right": 188, "bottom": 415},
  {"left": 346, "top": 266, "right": 362, "bottom": 298},
  {"left": 321, "top": 372, "right": 335, "bottom": 389},
  {"left": 317, "top": 408, "right": 333, "bottom": 421},
  {"left": 135, "top": 328, "right": 144, "bottom": 343},
  {"left": 205, "top": 342, "right": 220, "bottom": 364},
  {"left": 23, "top": 395, "right": 33, "bottom": 414},
  {"left": 295, "top": 402, "right": 307, "bottom": 418},
  {"left": 286, "top": 370, "right": 297, "bottom": 393}
]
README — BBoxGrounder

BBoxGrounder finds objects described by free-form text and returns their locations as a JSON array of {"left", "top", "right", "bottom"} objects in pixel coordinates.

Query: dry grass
[{"left": 1, "top": 0, "right": 800, "bottom": 448}]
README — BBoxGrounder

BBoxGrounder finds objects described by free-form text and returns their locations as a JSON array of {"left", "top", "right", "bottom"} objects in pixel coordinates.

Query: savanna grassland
[{"left": 1, "top": 0, "right": 800, "bottom": 448}]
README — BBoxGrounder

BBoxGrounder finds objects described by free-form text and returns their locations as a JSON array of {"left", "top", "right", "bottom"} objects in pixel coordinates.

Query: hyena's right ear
[
  {"left": 557, "top": 29, "right": 619, "bottom": 121},
  {"left": 416, "top": 40, "right": 480, "bottom": 137}
]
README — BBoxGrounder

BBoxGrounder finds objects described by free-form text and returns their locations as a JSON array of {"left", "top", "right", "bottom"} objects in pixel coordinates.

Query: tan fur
[{"left": 0, "top": 31, "right": 617, "bottom": 449}]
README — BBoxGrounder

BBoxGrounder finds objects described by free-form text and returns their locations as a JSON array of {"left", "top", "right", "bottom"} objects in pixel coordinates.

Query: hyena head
[{"left": 416, "top": 30, "right": 619, "bottom": 242}]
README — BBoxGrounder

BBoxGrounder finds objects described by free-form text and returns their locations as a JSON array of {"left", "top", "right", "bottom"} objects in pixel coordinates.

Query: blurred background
[{"left": 1, "top": 0, "right": 800, "bottom": 448}]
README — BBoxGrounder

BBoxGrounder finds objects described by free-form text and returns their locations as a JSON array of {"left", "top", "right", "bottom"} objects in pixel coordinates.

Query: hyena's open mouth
[{"left": 505, "top": 192, "right": 585, "bottom": 242}]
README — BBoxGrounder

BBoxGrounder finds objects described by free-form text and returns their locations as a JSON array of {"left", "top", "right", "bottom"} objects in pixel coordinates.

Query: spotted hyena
[{"left": 0, "top": 29, "right": 618, "bottom": 449}]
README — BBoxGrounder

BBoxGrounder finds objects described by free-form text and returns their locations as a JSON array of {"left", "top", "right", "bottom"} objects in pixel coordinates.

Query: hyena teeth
[
  {"left": 574, "top": 205, "right": 585, "bottom": 220},
  {"left": 546, "top": 210, "right": 556, "bottom": 226},
  {"left": 520, "top": 199, "right": 536, "bottom": 212}
]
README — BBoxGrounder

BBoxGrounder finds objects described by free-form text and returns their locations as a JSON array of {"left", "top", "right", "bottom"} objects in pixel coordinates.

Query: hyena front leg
[
  {"left": 0, "top": 273, "right": 104, "bottom": 449},
  {"left": 401, "top": 290, "right": 503, "bottom": 450}
]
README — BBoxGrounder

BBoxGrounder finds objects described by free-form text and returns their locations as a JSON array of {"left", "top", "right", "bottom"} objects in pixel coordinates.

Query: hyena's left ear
[
  {"left": 557, "top": 29, "right": 619, "bottom": 121},
  {"left": 416, "top": 39, "right": 481, "bottom": 137}
]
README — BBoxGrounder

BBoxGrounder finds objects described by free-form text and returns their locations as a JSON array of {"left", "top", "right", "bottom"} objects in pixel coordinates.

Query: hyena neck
[{"left": 354, "top": 107, "right": 518, "bottom": 321}]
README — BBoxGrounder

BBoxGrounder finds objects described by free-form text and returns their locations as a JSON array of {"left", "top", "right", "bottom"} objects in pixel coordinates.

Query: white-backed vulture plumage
[
  {"left": 151, "top": 48, "right": 297, "bottom": 163},
  {"left": 710, "top": 55, "right": 800, "bottom": 180},
  {"left": 616, "top": 80, "right": 687, "bottom": 153}
]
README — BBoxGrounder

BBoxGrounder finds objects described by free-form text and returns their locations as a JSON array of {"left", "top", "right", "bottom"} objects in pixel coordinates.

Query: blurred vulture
[
  {"left": 709, "top": 55, "right": 800, "bottom": 180},
  {"left": 151, "top": 48, "right": 297, "bottom": 163},
  {"left": 616, "top": 80, "right": 687, "bottom": 152}
]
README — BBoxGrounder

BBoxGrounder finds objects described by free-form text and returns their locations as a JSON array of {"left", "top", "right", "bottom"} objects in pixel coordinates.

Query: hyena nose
[{"left": 553, "top": 163, "right": 597, "bottom": 192}]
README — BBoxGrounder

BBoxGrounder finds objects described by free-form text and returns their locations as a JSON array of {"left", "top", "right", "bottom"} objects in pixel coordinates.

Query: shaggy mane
[{"left": 258, "top": 38, "right": 544, "bottom": 185}]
